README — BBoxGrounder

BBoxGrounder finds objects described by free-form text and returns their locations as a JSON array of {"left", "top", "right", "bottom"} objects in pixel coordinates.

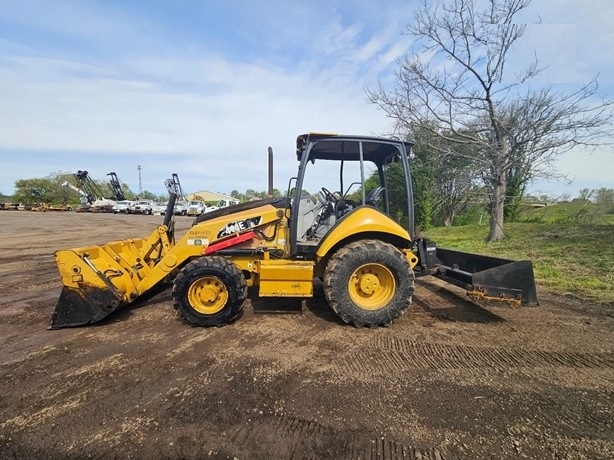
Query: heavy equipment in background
[
  {"left": 0, "top": 202, "right": 19, "bottom": 210},
  {"left": 107, "top": 172, "right": 126, "bottom": 201},
  {"left": 49, "top": 133, "right": 537, "bottom": 329},
  {"left": 61, "top": 180, "right": 89, "bottom": 209},
  {"left": 30, "top": 203, "right": 72, "bottom": 212},
  {"left": 166, "top": 173, "right": 189, "bottom": 215},
  {"left": 63, "top": 170, "right": 116, "bottom": 212}
]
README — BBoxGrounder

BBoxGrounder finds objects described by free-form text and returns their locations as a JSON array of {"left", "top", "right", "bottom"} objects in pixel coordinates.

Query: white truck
[
  {"left": 204, "top": 198, "right": 240, "bottom": 213},
  {"left": 112, "top": 200, "right": 136, "bottom": 214},
  {"left": 173, "top": 201, "right": 189, "bottom": 215},
  {"left": 187, "top": 200, "right": 206, "bottom": 216},
  {"left": 132, "top": 200, "right": 154, "bottom": 215}
]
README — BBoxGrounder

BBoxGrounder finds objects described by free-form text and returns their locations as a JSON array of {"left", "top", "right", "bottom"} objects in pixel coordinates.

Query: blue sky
[{"left": 0, "top": 0, "right": 612, "bottom": 199}]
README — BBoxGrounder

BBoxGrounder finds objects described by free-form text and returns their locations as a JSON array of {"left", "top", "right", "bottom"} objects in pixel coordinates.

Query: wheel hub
[
  {"left": 359, "top": 273, "right": 380, "bottom": 295},
  {"left": 188, "top": 276, "right": 228, "bottom": 315},
  {"left": 200, "top": 285, "right": 220, "bottom": 303},
  {"left": 348, "top": 264, "right": 395, "bottom": 311}
]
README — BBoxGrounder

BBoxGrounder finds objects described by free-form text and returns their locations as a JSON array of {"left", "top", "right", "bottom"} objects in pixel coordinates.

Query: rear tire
[
  {"left": 324, "top": 240, "right": 414, "bottom": 327},
  {"left": 173, "top": 257, "right": 247, "bottom": 327}
]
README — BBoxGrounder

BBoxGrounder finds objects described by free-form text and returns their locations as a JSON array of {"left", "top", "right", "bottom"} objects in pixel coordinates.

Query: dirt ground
[{"left": 0, "top": 212, "right": 613, "bottom": 459}]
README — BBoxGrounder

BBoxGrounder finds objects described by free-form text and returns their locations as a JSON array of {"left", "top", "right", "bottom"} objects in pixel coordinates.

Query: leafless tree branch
[{"left": 367, "top": 0, "right": 614, "bottom": 241}]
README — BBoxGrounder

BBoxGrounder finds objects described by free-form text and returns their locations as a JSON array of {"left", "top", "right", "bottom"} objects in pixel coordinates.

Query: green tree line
[
  {"left": 5, "top": 168, "right": 613, "bottom": 229},
  {"left": 5, "top": 171, "right": 165, "bottom": 206},
  {"left": 2, "top": 171, "right": 284, "bottom": 207}
]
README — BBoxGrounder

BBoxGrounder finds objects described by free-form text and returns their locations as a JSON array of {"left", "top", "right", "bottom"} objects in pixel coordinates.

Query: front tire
[
  {"left": 324, "top": 240, "right": 414, "bottom": 327},
  {"left": 173, "top": 257, "right": 247, "bottom": 327}
]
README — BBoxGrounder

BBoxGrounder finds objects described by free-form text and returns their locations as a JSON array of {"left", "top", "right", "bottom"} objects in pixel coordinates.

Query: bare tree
[
  {"left": 411, "top": 122, "right": 481, "bottom": 227},
  {"left": 368, "top": 0, "right": 614, "bottom": 241},
  {"left": 432, "top": 155, "right": 479, "bottom": 226}
]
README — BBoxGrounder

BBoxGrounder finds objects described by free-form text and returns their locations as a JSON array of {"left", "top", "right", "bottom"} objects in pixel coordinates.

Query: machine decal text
[{"left": 217, "top": 217, "right": 262, "bottom": 239}]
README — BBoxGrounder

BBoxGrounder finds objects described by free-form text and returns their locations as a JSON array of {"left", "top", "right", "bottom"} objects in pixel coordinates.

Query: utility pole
[
  {"left": 137, "top": 164, "right": 142, "bottom": 196},
  {"left": 268, "top": 147, "right": 273, "bottom": 196}
]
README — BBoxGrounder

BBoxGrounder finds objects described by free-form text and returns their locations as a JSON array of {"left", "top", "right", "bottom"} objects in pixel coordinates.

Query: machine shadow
[
  {"left": 85, "top": 281, "right": 175, "bottom": 328},
  {"left": 89, "top": 276, "right": 505, "bottom": 329},
  {"left": 249, "top": 283, "right": 346, "bottom": 326},
  {"left": 414, "top": 278, "right": 505, "bottom": 324}
]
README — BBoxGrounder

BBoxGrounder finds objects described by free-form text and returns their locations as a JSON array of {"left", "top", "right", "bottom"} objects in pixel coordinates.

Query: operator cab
[{"left": 290, "top": 133, "right": 414, "bottom": 256}]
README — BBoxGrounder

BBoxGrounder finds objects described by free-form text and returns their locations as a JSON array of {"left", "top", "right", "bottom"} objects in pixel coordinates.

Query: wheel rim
[
  {"left": 348, "top": 263, "right": 396, "bottom": 310},
  {"left": 188, "top": 276, "right": 228, "bottom": 315}
]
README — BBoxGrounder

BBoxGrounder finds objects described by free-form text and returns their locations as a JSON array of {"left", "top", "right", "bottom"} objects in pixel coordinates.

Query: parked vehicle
[
  {"left": 204, "top": 198, "right": 240, "bottom": 213},
  {"left": 152, "top": 202, "right": 168, "bottom": 215},
  {"left": 50, "top": 132, "right": 537, "bottom": 330},
  {"left": 173, "top": 201, "right": 188, "bottom": 215},
  {"left": 132, "top": 200, "right": 154, "bottom": 215},
  {"left": 112, "top": 200, "right": 135, "bottom": 214},
  {"left": 187, "top": 200, "right": 206, "bottom": 216}
]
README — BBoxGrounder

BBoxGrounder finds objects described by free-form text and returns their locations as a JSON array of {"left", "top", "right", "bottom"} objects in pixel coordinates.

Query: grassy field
[
  {"left": 518, "top": 200, "right": 614, "bottom": 226},
  {"left": 424, "top": 216, "right": 614, "bottom": 306}
]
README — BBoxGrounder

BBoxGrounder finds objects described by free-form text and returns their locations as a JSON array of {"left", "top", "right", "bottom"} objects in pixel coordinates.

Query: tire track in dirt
[
  {"left": 332, "top": 337, "right": 614, "bottom": 444},
  {"left": 0, "top": 260, "right": 54, "bottom": 273},
  {"left": 229, "top": 414, "right": 458, "bottom": 459},
  {"left": 1, "top": 353, "right": 131, "bottom": 430},
  {"left": 335, "top": 337, "right": 614, "bottom": 377},
  {"left": 510, "top": 391, "right": 614, "bottom": 443}
]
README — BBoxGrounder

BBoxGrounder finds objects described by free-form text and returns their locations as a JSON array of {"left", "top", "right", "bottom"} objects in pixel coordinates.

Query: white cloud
[
  {"left": 0, "top": 53, "right": 388, "bottom": 150},
  {"left": 0, "top": 48, "right": 392, "bottom": 195},
  {"left": 377, "top": 41, "right": 409, "bottom": 69}
]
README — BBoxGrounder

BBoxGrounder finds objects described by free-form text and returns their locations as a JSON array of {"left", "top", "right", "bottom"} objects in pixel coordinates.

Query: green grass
[
  {"left": 424, "top": 221, "right": 614, "bottom": 306},
  {"left": 518, "top": 201, "right": 614, "bottom": 225}
]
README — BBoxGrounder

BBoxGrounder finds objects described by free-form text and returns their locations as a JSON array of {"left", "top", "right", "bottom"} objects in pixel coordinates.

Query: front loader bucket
[
  {"left": 49, "top": 230, "right": 166, "bottom": 329},
  {"left": 432, "top": 247, "right": 538, "bottom": 307},
  {"left": 50, "top": 284, "right": 123, "bottom": 329},
  {"left": 49, "top": 244, "right": 136, "bottom": 329}
]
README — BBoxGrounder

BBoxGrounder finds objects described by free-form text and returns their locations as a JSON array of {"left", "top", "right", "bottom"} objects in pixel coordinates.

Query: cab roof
[{"left": 296, "top": 132, "right": 413, "bottom": 165}]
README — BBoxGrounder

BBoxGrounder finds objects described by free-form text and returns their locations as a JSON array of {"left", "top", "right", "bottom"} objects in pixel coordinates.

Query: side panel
[
  {"left": 258, "top": 260, "right": 314, "bottom": 297},
  {"left": 187, "top": 204, "right": 284, "bottom": 247}
]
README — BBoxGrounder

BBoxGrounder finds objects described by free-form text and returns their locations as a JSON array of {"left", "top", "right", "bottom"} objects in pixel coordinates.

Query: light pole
[{"left": 137, "top": 164, "right": 142, "bottom": 196}]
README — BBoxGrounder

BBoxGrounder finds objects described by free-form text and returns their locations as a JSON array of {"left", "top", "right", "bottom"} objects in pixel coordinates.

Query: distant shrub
[{"left": 453, "top": 204, "right": 487, "bottom": 226}]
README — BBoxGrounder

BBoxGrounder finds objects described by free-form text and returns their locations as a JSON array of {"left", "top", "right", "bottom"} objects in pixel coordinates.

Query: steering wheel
[
  {"left": 365, "top": 186, "right": 386, "bottom": 205},
  {"left": 321, "top": 187, "right": 338, "bottom": 202}
]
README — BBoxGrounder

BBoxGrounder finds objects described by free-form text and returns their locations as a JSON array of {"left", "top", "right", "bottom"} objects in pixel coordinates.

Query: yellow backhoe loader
[{"left": 49, "top": 133, "right": 537, "bottom": 329}]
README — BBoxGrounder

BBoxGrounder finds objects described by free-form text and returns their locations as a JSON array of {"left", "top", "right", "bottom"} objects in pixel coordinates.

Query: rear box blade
[{"left": 434, "top": 247, "right": 538, "bottom": 306}]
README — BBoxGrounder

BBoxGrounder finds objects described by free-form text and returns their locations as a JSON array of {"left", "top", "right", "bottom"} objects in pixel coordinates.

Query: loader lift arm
[{"left": 50, "top": 212, "right": 177, "bottom": 329}]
